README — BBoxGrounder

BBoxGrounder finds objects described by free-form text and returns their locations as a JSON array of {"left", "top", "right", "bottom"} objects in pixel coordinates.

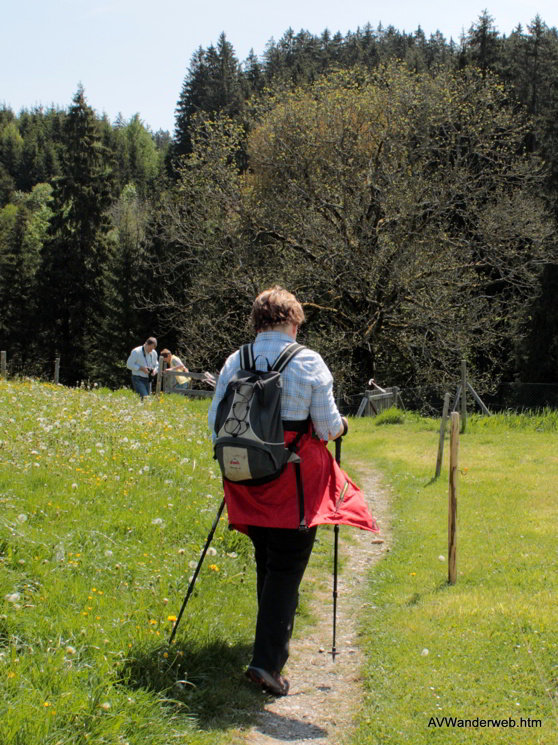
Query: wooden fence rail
[{"left": 157, "top": 356, "right": 218, "bottom": 398}]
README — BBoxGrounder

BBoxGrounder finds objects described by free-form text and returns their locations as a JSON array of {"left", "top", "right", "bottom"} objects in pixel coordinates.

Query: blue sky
[{"left": 2, "top": 1, "right": 557, "bottom": 134}]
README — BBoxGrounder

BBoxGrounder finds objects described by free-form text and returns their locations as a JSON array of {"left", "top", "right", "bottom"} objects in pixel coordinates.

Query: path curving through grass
[{"left": 238, "top": 466, "right": 392, "bottom": 745}]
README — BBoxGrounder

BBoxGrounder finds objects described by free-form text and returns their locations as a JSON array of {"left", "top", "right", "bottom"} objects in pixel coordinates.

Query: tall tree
[
  {"left": 38, "top": 86, "right": 115, "bottom": 384},
  {"left": 173, "top": 33, "right": 244, "bottom": 163},
  {"left": 150, "top": 116, "right": 258, "bottom": 370},
  {"left": 466, "top": 11, "right": 501, "bottom": 78},
  {"left": 0, "top": 183, "right": 52, "bottom": 371},
  {"left": 242, "top": 65, "right": 556, "bottom": 393}
]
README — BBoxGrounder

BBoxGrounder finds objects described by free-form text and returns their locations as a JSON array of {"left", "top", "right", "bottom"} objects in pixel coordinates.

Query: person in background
[
  {"left": 161, "top": 349, "right": 191, "bottom": 390},
  {"left": 126, "top": 337, "right": 158, "bottom": 400}
]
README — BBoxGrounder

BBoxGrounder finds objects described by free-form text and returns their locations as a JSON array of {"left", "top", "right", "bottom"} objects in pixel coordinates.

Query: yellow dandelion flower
[{"left": 167, "top": 615, "right": 177, "bottom": 622}]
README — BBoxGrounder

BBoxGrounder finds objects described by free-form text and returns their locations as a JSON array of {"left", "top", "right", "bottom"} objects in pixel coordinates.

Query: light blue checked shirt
[
  {"left": 208, "top": 331, "right": 343, "bottom": 441},
  {"left": 126, "top": 345, "right": 159, "bottom": 378}
]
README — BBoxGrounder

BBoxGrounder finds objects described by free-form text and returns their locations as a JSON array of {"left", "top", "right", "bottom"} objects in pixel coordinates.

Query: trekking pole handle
[
  {"left": 335, "top": 436, "right": 341, "bottom": 466},
  {"left": 335, "top": 417, "right": 347, "bottom": 466}
]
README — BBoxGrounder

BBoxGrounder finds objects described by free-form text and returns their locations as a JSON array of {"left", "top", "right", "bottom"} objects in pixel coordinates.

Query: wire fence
[
  {"left": 2, "top": 348, "right": 558, "bottom": 417},
  {"left": 339, "top": 383, "right": 558, "bottom": 418}
]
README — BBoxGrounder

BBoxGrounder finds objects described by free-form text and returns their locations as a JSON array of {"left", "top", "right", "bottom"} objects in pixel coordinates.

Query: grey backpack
[{"left": 213, "top": 342, "right": 306, "bottom": 485}]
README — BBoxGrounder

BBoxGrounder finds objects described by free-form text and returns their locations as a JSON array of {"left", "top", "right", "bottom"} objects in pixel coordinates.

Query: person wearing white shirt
[{"left": 126, "top": 337, "right": 159, "bottom": 399}]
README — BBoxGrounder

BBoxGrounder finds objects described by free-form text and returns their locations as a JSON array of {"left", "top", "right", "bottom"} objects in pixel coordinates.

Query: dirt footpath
[{"left": 236, "top": 466, "right": 393, "bottom": 745}]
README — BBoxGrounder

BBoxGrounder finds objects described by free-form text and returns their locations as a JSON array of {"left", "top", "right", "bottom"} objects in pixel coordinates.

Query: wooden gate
[{"left": 356, "top": 387, "right": 400, "bottom": 417}]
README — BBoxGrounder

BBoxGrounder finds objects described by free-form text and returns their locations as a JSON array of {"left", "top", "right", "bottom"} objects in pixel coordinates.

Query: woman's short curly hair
[{"left": 250, "top": 286, "right": 305, "bottom": 333}]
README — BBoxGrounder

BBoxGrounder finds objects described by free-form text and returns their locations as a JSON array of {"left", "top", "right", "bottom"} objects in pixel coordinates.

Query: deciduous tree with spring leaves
[{"left": 242, "top": 64, "right": 556, "bottom": 394}]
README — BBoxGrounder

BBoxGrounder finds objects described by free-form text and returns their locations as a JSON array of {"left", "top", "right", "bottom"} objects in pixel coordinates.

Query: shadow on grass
[
  {"left": 119, "top": 636, "right": 271, "bottom": 731},
  {"left": 424, "top": 476, "right": 440, "bottom": 488}
]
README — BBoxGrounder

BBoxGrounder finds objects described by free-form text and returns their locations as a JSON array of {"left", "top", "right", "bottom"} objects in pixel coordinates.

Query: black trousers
[{"left": 247, "top": 525, "right": 317, "bottom": 673}]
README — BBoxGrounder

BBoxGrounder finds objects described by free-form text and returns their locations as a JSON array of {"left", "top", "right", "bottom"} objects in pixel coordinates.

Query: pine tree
[
  {"left": 172, "top": 34, "right": 244, "bottom": 164},
  {"left": 0, "top": 185, "right": 51, "bottom": 371},
  {"left": 243, "top": 49, "right": 265, "bottom": 97},
  {"left": 173, "top": 47, "right": 210, "bottom": 161},
  {"left": 466, "top": 11, "right": 501, "bottom": 78},
  {"left": 38, "top": 85, "right": 115, "bottom": 384}
]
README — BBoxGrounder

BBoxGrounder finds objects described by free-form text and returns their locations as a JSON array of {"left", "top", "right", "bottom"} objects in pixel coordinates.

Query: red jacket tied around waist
[{"left": 224, "top": 424, "right": 379, "bottom": 535}]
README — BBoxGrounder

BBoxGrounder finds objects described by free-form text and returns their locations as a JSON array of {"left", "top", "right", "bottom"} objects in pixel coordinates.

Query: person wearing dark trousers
[
  {"left": 208, "top": 287, "right": 378, "bottom": 696},
  {"left": 248, "top": 525, "right": 317, "bottom": 677},
  {"left": 126, "top": 337, "right": 159, "bottom": 399}
]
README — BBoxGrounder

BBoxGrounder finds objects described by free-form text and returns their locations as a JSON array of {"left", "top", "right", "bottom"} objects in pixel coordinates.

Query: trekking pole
[
  {"left": 331, "top": 436, "right": 342, "bottom": 661},
  {"left": 169, "top": 497, "right": 226, "bottom": 645}
]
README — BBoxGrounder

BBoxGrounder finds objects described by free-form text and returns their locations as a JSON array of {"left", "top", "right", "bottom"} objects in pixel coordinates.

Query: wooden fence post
[
  {"left": 54, "top": 358, "right": 60, "bottom": 384},
  {"left": 461, "top": 360, "right": 467, "bottom": 433},
  {"left": 435, "top": 392, "right": 451, "bottom": 479},
  {"left": 467, "top": 382, "right": 491, "bottom": 416},
  {"left": 155, "top": 355, "right": 165, "bottom": 394},
  {"left": 448, "top": 412, "right": 459, "bottom": 584},
  {"left": 1, "top": 351, "right": 6, "bottom": 379}
]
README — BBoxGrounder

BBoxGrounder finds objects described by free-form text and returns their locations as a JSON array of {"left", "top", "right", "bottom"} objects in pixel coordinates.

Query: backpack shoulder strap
[
  {"left": 272, "top": 343, "right": 306, "bottom": 373},
  {"left": 239, "top": 344, "right": 255, "bottom": 370}
]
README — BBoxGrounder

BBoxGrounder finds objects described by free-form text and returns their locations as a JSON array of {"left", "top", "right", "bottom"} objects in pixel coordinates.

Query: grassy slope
[
  {"left": 0, "top": 380, "right": 270, "bottom": 744},
  {"left": 343, "top": 413, "right": 558, "bottom": 744}
]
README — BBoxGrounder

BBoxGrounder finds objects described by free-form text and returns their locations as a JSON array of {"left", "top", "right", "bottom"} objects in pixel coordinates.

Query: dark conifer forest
[{"left": 1, "top": 13, "right": 558, "bottom": 398}]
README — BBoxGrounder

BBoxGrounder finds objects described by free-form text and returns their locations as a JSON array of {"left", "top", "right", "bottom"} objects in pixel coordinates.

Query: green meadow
[
  {"left": 345, "top": 410, "right": 558, "bottom": 744},
  {"left": 0, "top": 379, "right": 268, "bottom": 744},
  {"left": 1, "top": 380, "right": 557, "bottom": 744}
]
